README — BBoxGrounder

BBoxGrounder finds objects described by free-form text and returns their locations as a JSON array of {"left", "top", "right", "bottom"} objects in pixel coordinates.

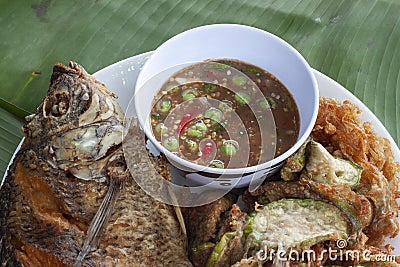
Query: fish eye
[{"left": 43, "top": 90, "right": 70, "bottom": 117}]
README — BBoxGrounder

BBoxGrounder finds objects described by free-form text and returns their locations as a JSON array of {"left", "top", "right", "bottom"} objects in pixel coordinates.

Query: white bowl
[{"left": 134, "top": 24, "right": 319, "bottom": 188}]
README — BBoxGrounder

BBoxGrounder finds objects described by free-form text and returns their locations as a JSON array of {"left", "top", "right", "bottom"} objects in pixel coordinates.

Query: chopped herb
[
  {"left": 206, "top": 63, "right": 230, "bottom": 70},
  {"left": 235, "top": 92, "right": 251, "bottom": 105},
  {"left": 204, "top": 83, "right": 218, "bottom": 93},
  {"left": 151, "top": 112, "right": 163, "bottom": 120},
  {"left": 242, "top": 68, "right": 263, "bottom": 74}
]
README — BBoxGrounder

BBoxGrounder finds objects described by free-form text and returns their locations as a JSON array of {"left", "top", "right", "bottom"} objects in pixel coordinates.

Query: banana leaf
[
  {"left": 0, "top": 107, "right": 24, "bottom": 178},
  {"left": 1, "top": 0, "right": 399, "bottom": 178}
]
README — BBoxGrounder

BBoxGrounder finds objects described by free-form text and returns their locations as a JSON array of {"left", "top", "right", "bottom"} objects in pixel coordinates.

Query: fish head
[
  {"left": 24, "top": 61, "right": 124, "bottom": 139},
  {"left": 22, "top": 62, "right": 126, "bottom": 181}
]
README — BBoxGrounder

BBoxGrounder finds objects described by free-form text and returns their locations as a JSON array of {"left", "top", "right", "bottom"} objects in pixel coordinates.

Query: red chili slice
[
  {"left": 177, "top": 113, "right": 192, "bottom": 134},
  {"left": 201, "top": 141, "right": 215, "bottom": 160}
]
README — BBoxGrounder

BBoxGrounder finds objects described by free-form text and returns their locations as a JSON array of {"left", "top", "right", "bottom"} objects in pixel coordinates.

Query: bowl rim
[{"left": 135, "top": 23, "right": 319, "bottom": 175}]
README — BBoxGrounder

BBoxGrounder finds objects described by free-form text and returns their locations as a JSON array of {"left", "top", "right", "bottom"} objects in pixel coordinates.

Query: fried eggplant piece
[
  {"left": 280, "top": 138, "right": 363, "bottom": 187},
  {"left": 186, "top": 194, "right": 237, "bottom": 266},
  {"left": 251, "top": 179, "right": 373, "bottom": 237},
  {"left": 206, "top": 204, "right": 246, "bottom": 267},
  {"left": 300, "top": 140, "right": 362, "bottom": 188},
  {"left": 243, "top": 199, "right": 350, "bottom": 252},
  {"left": 280, "top": 136, "right": 311, "bottom": 181},
  {"left": 249, "top": 180, "right": 318, "bottom": 204},
  {"left": 206, "top": 231, "right": 243, "bottom": 267},
  {"left": 187, "top": 199, "right": 247, "bottom": 267},
  {"left": 303, "top": 179, "right": 373, "bottom": 235}
]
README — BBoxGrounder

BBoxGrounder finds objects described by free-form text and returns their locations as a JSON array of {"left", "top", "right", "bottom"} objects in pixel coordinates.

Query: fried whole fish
[{"left": 0, "top": 62, "right": 192, "bottom": 266}]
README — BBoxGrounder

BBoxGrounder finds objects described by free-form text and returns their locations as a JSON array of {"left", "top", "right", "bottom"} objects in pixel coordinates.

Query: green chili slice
[
  {"left": 221, "top": 140, "right": 239, "bottom": 156},
  {"left": 151, "top": 112, "right": 163, "bottom": 121},
  {"left": 187, "top": 120, "right": 207, "bottom": 138},
  {"left": 163, "top": 136, "right": 179, "bottom": 151},
  {"left": 234, "top": 92, "right": 251, "bottom": 105},
  {"left": 209, "top": 160, "right": 224, "bottom": 169},
  {"left": 182, "top": 88, "right": 199, "bottom": 101},
  {"left": 156, "top": 99, "right": 172, "bottom": 113},
  {"left": 204, "top": 108, "right": 223, "bottom": 124},
  {"left": 204, "top": 83, "right": 217, "bottom": 94},
  {"left": 185, "top": 139, "right": 199, "bottom": 152},
  {"left": 219, "top": 100, "right": 234, "bottom": 113}
]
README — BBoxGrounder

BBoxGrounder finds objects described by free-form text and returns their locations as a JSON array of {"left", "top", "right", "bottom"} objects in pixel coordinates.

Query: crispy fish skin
[
  {"left": 0, "top": 153, "right": 94, "bottom": 266},
  {"left": 186, "top": 194, "right": 237, "bottom": 245},
  {"left": 0, "top": 62, "right": 192, "bottom": 266}
]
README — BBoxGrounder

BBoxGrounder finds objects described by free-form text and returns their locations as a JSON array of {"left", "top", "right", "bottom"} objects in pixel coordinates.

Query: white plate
[{"left": 3, "top": 51, "right": 400, "bottom": 253}]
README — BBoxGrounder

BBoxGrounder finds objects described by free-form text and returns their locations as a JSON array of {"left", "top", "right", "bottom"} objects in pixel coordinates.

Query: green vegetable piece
[
  {"left": 156, "top": 99, "right": 172, "bottom": 113},
  {"left": 206, "top": 232, "right": 235, "bottom": 267},
  {"left": 232, "top": 75, "right": 247, "bottom": 86},
  {"left": 204, "top": 107, "right": 223, "bottom": 124},
  {"left": 243, "top": 214, "right": 255, "bottom": 237},
  {"left": 242, "top": 68, "right": 263, "bottom": 75},
  {"left": 208, "top": 160, "right": 224, "bottom": 169},
  {"left": 151, "top": 112, "right": 163, "bottom": 121},
  {"left": 212, "top": 120, "right": 227, "bottom": 133},
  {"left": 191, "top": 242, "right": 215, "bottom": 254},
  {"left": 190, "top": 242, "right": 215, "bottom": 267},
  {"left": 194, "top": 120, "right": 208, "bottom": 132},
  {"left": 300, "top": 140, "right": 363, "bottom": 187},
  {"left": 204, "top": 83, "right": 217, "bottom": 94},
  {"left": 244, "top": 199, "right": 349, "bottom": 251},
  {"left": 188, "top": 120, "right": 207, "bottom": 138},
  {"left": 218, "top": 100, "right": 234, "bottom": 113},
  {"left": 255, "top": 97, "right": 276, "bottom": 109},
  {"left": 206, "top": 63, "right": 230, "bottom": 70},
  {"left": 188, "top": 128, "right": 203, "bottom": 138},
  {"left": 162, "top": 136, "right": 179, "bottom": 151},
  {"left": 154, "top": 123, "right": 167, "bottom": 135},
  {"left": 185, "top": 139, "right": 199, "bottom": 152},
  {"left": 234, "top": 92, "right": 251, "bottom": 105},
  {"left": 221, "top": 140, "right": 239, "bottom": 156},
  {"left": 280, "top": 137, "right": 311, "bottom": 181},
  {"left": 258, "top": 99, "right": 269, "bottom": 109},
  {"left": 164, "top": 84, "right": 179, "bottom": 93},
  {"left": 266, "top": 97, "right": 276, "bottom": 109},
  {"left": 182, "top": 88, "right": 199, "bottom": 101}
]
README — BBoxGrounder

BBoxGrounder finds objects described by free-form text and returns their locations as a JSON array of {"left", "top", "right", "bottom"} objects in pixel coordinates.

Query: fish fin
[
  {"left": 74, "top": 178, "right": 122, "bottom": 267},
  {"left": 168, "top": 186, "right": 188, "bottom": 251},
  {"left": 168, "top": 186, "right": 187, "bottom": 235}
]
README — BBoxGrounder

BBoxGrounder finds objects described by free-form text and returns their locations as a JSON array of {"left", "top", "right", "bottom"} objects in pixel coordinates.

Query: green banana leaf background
[{"left": 1, "top": 0, "right": 399, "bottom": 178}]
